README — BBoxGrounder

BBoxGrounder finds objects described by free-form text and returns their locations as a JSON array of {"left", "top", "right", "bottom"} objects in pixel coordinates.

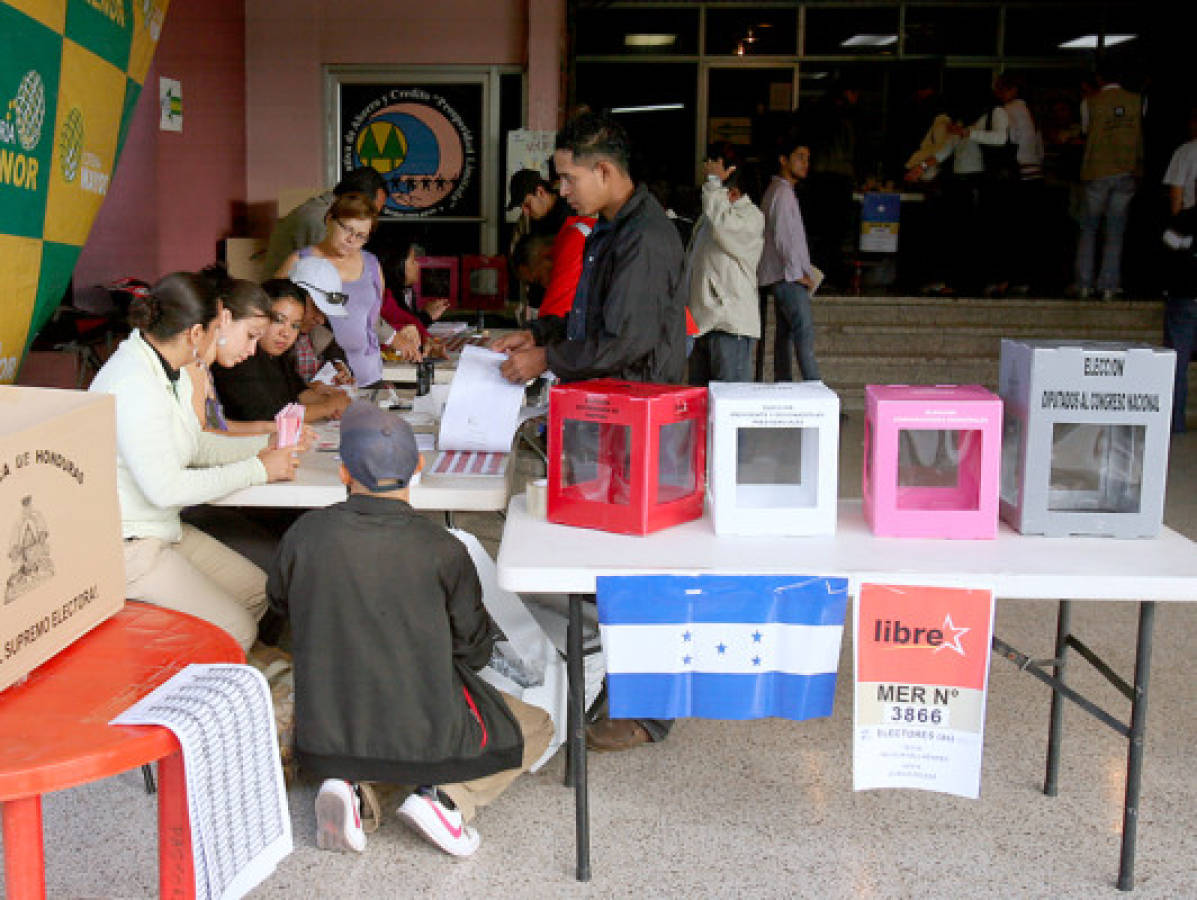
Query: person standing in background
[
  {"left": 686, "top": 159, "right": 765, "bottom": 384},
  {"left": 1073, "top": 64, "right": 1144, "bottom": 300},
  {"left": 758, "top": 136, "right": 821, "bottom": 382}
]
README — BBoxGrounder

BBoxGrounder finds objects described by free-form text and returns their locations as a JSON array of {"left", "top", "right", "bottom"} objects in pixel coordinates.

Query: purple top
[
  {"left": 300, "top": 247, "right": 384, "bottom": 385},
  {"left": 756, "top": 175, "right": 813, "bottom": 287}
]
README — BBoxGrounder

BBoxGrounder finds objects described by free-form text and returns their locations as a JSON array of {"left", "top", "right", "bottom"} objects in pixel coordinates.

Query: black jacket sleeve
[{"left": 442, "top": 543, "right": 496, "bottom": 672}]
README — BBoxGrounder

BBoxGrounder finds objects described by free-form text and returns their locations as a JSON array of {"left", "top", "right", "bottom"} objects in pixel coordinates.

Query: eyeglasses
[
  {"left": 334, "top": 219, "right": 371, "bottom": 244},
  {"left": 295, "top": 281, "right": 348, "bottom": 306}
]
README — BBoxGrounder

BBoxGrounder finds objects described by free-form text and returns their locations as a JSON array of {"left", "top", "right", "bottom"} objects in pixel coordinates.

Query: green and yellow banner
[{"left": 0, "top": 0, "right": 168, "bottom": 382}]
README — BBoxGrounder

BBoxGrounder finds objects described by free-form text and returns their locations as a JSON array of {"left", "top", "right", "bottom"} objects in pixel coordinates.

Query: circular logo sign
[
  {"left": 14, "top": 70, "right": 45, "bottom": 153},
  {"left": 59, "top": 107, "right": 84, "bottom": 183},
  {"left": 343, "top": 88, "right": 475, "bottom": 217}
]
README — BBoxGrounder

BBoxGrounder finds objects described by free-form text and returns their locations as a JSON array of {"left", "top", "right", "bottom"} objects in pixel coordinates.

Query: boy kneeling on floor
[{"left": 267, "top": 401, "right": 552, "bottom": 856}]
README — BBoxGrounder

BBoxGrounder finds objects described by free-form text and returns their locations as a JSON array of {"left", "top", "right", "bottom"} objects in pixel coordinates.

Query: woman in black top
[{"left": 213, "top": 280, "right": 352, "bottom": 424}]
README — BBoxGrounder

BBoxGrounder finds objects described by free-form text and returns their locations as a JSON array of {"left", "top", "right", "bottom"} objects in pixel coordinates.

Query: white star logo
[{"left": 934, "top": 613, "right": 970, "bottom": 656}]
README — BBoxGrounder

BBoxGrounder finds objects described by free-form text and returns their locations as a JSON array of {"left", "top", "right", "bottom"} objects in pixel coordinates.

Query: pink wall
[
  {"left": 245, "top": 0, "right": 551, "bottom": 207},
  {"left": 74, "top": 0, "right": 248, "bottom": 294}
]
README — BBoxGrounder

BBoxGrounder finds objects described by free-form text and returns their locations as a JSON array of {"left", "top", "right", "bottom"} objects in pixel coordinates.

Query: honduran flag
[{"left": 596, "top": 575, "right": 849, "bottom": 721}]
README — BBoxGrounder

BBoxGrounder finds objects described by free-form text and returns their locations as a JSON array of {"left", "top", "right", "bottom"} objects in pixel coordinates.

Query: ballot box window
[
  {"left": 896, "top": 429, "right": 982, "bottom": 511},
  {"left": 562, "top": 419, "right": 632, "bottom": 505},
  {"left": 735, "top": 427, "right": 817, "bottom": 509},
  {"left": 1048, "top": 423, "right": 1144, "bottom": 513},
  {"left": 1000, "top": 415, "right": 1023, "bottom": 507},
  {"left": 657, "top": 420, "right": 696, "bottom": 503},
  {"left": 421, "top": 266, "right": 454, "bottom": 300}
]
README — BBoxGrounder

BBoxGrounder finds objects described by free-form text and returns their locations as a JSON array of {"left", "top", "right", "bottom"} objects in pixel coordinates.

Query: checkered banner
[{"left": 0, "top": 0, "right": 169, "bottom": 383}]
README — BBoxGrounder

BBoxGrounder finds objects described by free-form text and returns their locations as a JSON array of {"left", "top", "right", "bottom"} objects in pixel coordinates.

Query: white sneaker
[
  {"left": 397, "top": 789, "right": 480, "bottom": 857},
  {"left": 315, "top": 779, "right": 367, "bottom": 853}
]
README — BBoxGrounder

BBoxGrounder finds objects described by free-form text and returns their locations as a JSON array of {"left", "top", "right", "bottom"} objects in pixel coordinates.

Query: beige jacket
[{"left": 687, "top": 179, "right": 765, "bottom": 339}]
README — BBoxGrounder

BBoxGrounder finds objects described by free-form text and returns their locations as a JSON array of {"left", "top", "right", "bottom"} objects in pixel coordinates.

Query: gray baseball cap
[
  {"left": 289, "top": 256, "right": 348, "bottom": 318},
  {"left": 339, "top": 401, "right": 421, "bottom": 492}
]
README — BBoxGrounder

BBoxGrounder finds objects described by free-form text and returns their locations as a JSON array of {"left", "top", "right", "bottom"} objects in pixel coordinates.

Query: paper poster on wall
[
  {"left": 853, "top": 582, "right": 995, "bottom": 799},
  {"left": 159, "top": 77, "right": 181, "bottom": 132},
  {"left": 505, "top": 129, "right": 554, "bottom": 221},
  {"left": 859, "top": 192, "right": 900, "bottom": 253},
  {"left": 338, "top": 81, "right": 482, "bottom": 220}
]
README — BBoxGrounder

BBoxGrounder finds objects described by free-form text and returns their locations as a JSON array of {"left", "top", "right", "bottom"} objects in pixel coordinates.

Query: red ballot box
[{"left": 547, "top": 380, "right": 708, "bottom": 535}]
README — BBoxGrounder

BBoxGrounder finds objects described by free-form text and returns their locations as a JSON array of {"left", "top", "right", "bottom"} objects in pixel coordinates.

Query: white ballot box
[{"left": 707, "top": 381, "right": 840, "bottom": 535}]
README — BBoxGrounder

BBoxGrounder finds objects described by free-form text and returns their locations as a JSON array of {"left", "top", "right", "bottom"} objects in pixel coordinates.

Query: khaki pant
[
  {"left": 441, "top": 691, "right": 554, "bottom": 823},
  {"left": 124, "top": 524, "right": 268, "bottom": 652}
]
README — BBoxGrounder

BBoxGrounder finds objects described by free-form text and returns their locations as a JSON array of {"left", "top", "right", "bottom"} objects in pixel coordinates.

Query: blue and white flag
[{"left": 596, "top": 575, "right": 849, "bottom": 721}]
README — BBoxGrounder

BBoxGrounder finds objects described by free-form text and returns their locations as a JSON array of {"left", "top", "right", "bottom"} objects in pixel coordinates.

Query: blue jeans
[
  {"left": 1165, "top": 296, "right": 1196, "bottom": 433},
  {"left": 769, "top": 280, "right": 820, "bottom": 381},
  {"left": 1076, "top": 174, "right": 1137, "bottom": 292},
  {"left": 688, "top": 331, "right": 757, "bottom": 385}
]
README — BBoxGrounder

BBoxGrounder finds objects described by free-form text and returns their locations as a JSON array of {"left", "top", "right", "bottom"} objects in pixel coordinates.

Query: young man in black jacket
[
  {"left": 267, "top": 402, "right": 552, "bottom": 856},
  {"left": 494, "top": 112, "right": 686, "bottom": 385},
  {"left": 493, "top": 112, "right": 685, "bottom": 753}
]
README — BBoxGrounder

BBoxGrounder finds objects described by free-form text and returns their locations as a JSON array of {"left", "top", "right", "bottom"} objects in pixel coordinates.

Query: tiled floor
[{"left": 4, "top": 421, "right": 1194, "bottom": 899}]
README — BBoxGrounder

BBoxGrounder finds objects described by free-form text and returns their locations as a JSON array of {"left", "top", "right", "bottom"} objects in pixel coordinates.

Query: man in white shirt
[{"left": 1163, "top": 109, "right": 1197, "bottom": 216}]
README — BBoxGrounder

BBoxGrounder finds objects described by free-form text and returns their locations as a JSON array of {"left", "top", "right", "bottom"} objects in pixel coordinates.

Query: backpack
[{"left": 981, "top": 106, "right": 1020, "bottom": 181}]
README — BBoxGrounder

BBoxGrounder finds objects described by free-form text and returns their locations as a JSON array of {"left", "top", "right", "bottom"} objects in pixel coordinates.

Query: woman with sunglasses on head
[
  {"left": 276, "top": 191, "right": 422, "bottom": 388},
  {"left": 213, "top": 279, "right": 352, "bottom": 425},
  {"left": 88, "top": 271, "right": 303, "bottom": 651}
]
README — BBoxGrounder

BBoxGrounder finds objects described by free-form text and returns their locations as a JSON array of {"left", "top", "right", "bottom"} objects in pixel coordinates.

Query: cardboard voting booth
[
  {"left": 0, "top": 387, "right": 124, "bottom": 691},
  {"left": 998, "top": 339, "right": 1175, "bottom": 537},
  {"left": 707, "top": 381, "right": 840, "bottom": 535},
  {"left": 863, "top": 385, "right": 1003, "bottom": 539},
  {"left": 547, "top": 380, "right": 707, "bottom": 535}
]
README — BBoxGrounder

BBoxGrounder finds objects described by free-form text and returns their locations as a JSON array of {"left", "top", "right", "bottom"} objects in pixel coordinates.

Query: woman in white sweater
[{"left": 89, "top": 272, "right": 300, "bottom": 650}]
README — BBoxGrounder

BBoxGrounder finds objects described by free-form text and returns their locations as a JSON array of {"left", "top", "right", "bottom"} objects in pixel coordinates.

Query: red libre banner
[{"left": 857, "top": 583, "right": 993, "bottom": 691}]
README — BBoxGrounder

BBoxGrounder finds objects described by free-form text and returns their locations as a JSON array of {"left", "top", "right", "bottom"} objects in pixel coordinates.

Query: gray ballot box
[{"left": 998, "top": 339, "right": 1176, "bottom": 537}]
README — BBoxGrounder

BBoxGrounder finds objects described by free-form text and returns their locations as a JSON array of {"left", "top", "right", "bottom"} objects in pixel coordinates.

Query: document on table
[
  {"left": 438, "top": 344, "right": 525, "bottom": 453},
  {"left": 112, "top": 664, "right": 292, "bottom": 900}
]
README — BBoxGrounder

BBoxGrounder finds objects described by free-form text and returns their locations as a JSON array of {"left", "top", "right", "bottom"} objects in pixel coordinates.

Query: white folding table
[
  {"left": 496, "top": 496, "right": 1197, "bottom": 889},
  {"left": 211, "top": 445, "right": 510, "bottom": 518}
]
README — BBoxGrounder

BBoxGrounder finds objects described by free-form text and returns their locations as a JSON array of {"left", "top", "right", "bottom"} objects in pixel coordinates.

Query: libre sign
[{"left": 853, "top": 582, "right": 995, "bottom": 799}]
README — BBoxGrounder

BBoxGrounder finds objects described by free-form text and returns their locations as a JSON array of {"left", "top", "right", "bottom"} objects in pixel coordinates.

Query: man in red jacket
[{"left": 507, "top": 169, "right": 596, "bottom": 318}]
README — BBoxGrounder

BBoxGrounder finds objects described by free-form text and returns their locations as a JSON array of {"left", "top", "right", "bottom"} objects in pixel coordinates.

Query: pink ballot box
[
  {"left": 547, "top": 380, "right": 707, "bottom": 535},
  {"left": 862, "top": 385, "right": 1003, "bottom": 539}
]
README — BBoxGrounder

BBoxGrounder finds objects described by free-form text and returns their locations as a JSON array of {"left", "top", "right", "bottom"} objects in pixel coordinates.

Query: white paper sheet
[
  {"left": 111, "top": 664, "right": 292, "bottom": 900},
  {"left": 437, "top": 345, "right": 525, "bottom": 452}
]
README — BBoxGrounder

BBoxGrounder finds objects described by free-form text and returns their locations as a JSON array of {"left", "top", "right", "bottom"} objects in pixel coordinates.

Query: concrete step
[
  {"left": 812, "top": 296, "right": 1165, "bottom": 331},
  {"left": 813, "top": 327, "right": 1161, "bottom": 358}
]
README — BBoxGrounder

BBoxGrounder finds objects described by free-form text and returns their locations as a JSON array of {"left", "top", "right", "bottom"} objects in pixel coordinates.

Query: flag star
[
  {"left": 682, "top": 631, "right": 692, "bottom": 643},
  {"left": 752, "top": 656, "right": 762, "bottom": 666},
  {"left": 716, "top": 642, "right": 727, "bottom": 655},
  {"left": 752, "top": 630, "right": 763, "bottom": 643},
  {"left": 682, "top": 655, "right": 692, "bottom": 665}
]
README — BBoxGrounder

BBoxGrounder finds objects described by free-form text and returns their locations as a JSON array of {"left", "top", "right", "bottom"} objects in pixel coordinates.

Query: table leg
[
  {"left": 158, "top": 749, "right": 195, "bottom": 900},
  {"left": 1044, "top": 600, "right": 1072, "bottom": 797},
  {"left": 1117, "top": 601, "right": 1156, "bottom": 892},
  {"left": 2, "top": 796, "right": 45, "bottom": 900},
  {"left": 567, "top": 592, "right": 591, "bottom": 882}
]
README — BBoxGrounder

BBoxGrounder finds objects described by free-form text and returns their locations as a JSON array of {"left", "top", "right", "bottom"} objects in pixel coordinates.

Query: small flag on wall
[{"left": 596, "top": 575, "right": 848, "bottom": 721}]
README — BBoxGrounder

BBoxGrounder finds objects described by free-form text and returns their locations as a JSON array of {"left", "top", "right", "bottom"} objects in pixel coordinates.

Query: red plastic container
[{"left": 547, "top": 379, "right": 708, "bottom": 535}]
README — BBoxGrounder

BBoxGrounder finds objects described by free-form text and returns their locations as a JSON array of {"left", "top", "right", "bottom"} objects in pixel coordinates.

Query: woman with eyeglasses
[
  {"left": 277, "top": 191, "right": 422, "bottom": 388},
  {"left": 88, "top": 271, "right": 303, "bottom": 651},
  {"left": 212, "top": 279, "right": 352, "bottom": 424}
]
